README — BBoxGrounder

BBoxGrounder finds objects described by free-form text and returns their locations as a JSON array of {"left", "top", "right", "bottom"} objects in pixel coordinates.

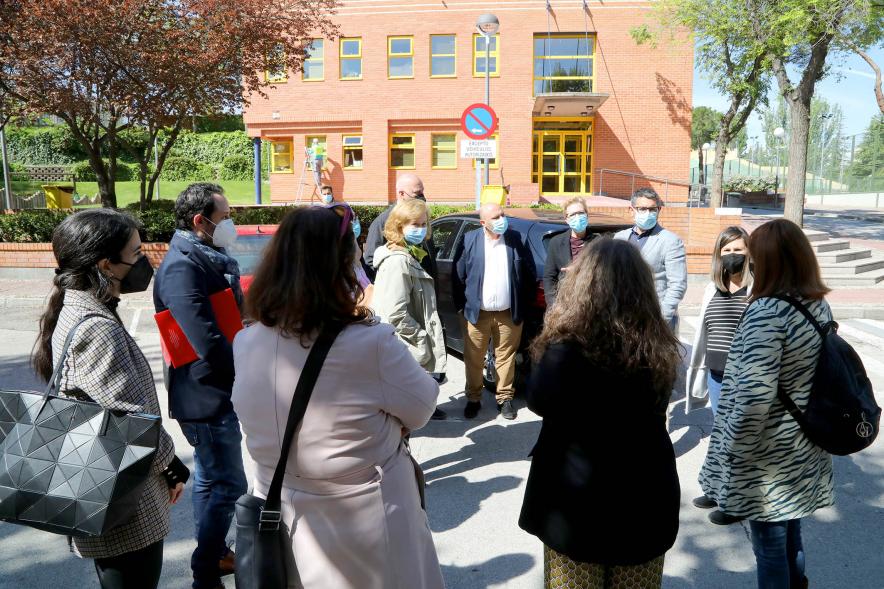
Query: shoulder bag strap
[
  {"left": 44, "top": 313, "right": 108, "bottom": 400},
  {"left": 260, "top": 322, "right": 345, "bottom": 529},
  {"left": 770, "top": 295, "right": 824, "bottom": 421}
]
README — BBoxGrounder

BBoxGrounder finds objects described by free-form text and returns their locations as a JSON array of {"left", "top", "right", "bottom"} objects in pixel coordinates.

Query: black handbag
[
  {"left": 234, "top": 323, "right": 344, "bottom": 589},
  {"left": 0, "top": 315, "right": 161, "bottom": 536}
]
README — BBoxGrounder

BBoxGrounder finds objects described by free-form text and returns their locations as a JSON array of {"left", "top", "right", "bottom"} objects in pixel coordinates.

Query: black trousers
[{"left": 94, "top": 540, "right": 164, "bottom": 589}]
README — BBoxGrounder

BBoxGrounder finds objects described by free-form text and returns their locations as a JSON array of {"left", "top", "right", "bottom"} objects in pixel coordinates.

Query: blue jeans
[
  {"left": 179, "top": 413, "right": 248, "bottom": 589},
  {"left": 707, "top": 372, "right": 723, "bottom": 414},
  {"left": 749, "top": 519, "right": 806, "bottom": 589}
]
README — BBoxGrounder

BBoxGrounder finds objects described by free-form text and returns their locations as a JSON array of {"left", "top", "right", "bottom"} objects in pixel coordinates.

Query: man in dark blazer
[
  {"left": 153, "top": 183, "right": 247, "bottom": 589},
  {"left": 543, "top": 197, "right": 596, "bottom": 308},
  {"left": 452, "top": 203, "right": 536, "bottom": 420}
]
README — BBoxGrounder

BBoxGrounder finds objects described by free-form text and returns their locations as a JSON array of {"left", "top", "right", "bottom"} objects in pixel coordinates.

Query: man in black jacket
[
  {"left": 153, "top": 183, "right": 247, "bottom": 589},
  {"left": 543, "top": 197, "right": 596, "bottom": 308}
]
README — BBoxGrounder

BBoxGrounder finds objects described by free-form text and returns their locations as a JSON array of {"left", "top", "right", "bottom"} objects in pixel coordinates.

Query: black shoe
[
  {"left": 432, "top": 373, "right": 448, "bottom": 385},
  {"left": 708, "top": 510, "right": 744, "bottom": 526},
  {"left": 498, "top": 400, "right": 517, "bottom": 420},
  {"left": 431, "top": 407, "right": 447, "bottom": 420},
  {"left": 464, "top": 401, "right": 481, "bottom": 419},
  {"left": 692, "top": 495, "right": 718, "bottom": 509}
]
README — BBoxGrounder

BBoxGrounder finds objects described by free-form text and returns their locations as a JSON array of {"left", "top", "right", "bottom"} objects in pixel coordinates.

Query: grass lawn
[{"left": 74, "top": 181, "right": 270, "bottom": 207}]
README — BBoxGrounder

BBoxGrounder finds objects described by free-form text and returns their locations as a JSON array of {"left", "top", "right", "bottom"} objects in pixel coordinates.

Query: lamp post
[
  {"left": 817, "top": 113, "right": 834, "bottom": 193},
  {"left": 701, "top": 142, "right": 710, "bottom": 186},
  {"left": 476, "top": 13, "right": 499, "bottom": 187},
  {"left": 773, "top": 126, "right": 785, "bottom": 195}
]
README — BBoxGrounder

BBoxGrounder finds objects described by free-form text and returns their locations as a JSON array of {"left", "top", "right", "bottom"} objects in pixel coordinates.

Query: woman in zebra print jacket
[{"left": 699, "top": 219, "right": 834, "bottom": 589}]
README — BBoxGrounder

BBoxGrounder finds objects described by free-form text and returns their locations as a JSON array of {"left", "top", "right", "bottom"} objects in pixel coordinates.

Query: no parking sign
[{"left": 461, "top": 103, "right": 498, "bottom": 140}]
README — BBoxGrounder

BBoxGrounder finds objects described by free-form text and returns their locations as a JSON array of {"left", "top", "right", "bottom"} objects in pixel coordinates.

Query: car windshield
[{"left": 227, "top": 234, "right": 273, "bottom": 275}]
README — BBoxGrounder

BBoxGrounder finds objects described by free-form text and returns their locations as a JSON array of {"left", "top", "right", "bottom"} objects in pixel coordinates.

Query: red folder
[{"left": 155, "top": 288, "right": 243, "bottom": 368}]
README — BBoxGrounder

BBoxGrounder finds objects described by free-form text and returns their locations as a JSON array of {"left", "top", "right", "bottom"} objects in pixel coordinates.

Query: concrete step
[
  {"left": 826, "top": 268, "right": 884, "bottom": 287},
  {"left": 819, "top": 257, "right": 884, "bottom": 276},
  {"left": 815, "top": 247, "right": 873, "bottom": 264},
  {"left": 804, "top": 229, "right": 829, "bottom": 243},
  {"left": 812, "top": 239, "right": 851, "bottom": 253}
]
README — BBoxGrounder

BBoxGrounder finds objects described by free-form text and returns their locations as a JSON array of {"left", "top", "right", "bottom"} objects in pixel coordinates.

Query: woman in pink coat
[{"left": 231, "top": 206, "right": 445, "bottom": 589}]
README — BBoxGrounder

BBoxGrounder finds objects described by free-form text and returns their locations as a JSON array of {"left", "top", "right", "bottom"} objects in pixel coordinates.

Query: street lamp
[
  {"left": 476, "top": 13, "right": 499, "bottom": 187},
  {"left": 773, "top": 126, "right": 785, "bottom": 194},
  {"left": 818, "top": 113, "right": 834, "bottom": 193},
  {"left": 701, "top": 142, "right": 710, "bottom": 185}
]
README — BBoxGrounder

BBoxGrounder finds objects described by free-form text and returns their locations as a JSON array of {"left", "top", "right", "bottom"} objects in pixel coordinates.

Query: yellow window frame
[
  {"left": 431, "top": 133, "right": 457, "bottom": 169},
  {"left": 389, "top": 133, "right": 416, "bottom": 169},
  {"left": 265, "top": 44, "right": 288, "bottom": 83},
  {"left": 302, "top": 39, "right": 324, "bottom": 82},
  {"left": 342, "top": 134, "right": 364, "bottom": 170},
  {"left": 387, "top": 36, "right": 414, "bottom": 79},
  {"left": 340, "top": 37, "right": 363, "bottom": 80},
  {"left": 270, "top": 139, "right": 294, "bottom": 174},
  {"left": 533, "top": 33, "right": 596, "bottom": 95},
  {"left": 472, "top": 33, "right": 500, "bottom": 78},
  {"left": 430, "top": 34, "right": 457, "bottom": 78},
  {"left": 472, "top": 133, "right": 499, "bottom": 169}
]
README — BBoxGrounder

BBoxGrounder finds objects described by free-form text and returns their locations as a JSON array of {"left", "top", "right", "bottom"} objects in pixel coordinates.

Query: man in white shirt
[{"left": 452, "top": 203, "right": 536, "bottom": 420}]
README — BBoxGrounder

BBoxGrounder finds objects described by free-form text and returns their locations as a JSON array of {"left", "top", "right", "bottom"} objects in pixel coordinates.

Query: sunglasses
[{"left": 324, "top": 202, "right": 355, "bottom": 236}]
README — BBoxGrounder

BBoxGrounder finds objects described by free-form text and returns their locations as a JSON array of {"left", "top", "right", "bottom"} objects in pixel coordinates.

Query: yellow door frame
[{"left": 531, "top": 117, "right": 594, "bottom": 197}]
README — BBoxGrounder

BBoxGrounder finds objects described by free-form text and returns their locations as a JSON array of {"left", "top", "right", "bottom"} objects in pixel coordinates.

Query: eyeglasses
[
  {"left": 634, "top": 207, "right": 659, "bottom": 213},
  {"left": 325, "top": 202, "right": 355, "bottom": 236},
  {"left": 566, "top": 210, "right": 587, "bottom": 219}
]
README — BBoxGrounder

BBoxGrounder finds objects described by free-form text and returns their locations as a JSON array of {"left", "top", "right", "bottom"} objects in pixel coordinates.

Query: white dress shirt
[{"left": 481, "top": 232, "right": 511, "bottom": 311}]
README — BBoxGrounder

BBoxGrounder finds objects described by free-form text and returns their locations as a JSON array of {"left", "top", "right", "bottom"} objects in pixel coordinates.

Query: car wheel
[{"left": 483, "top": 347, "right": 497, "bottom": 393}]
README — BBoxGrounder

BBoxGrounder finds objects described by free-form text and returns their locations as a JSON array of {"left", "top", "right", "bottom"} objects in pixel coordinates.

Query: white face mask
[{"left": 207, "top": 218, "right": 238, "bottom": 248}]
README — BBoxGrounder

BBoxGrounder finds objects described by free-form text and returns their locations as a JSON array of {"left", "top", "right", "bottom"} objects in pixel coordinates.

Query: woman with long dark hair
[
  {"left": 519, "top": 238, "right": 681, "bottom": 589},
  {"left": 700, "top": 219, "right": 834, "bottom": 589},
  {"left": 33, "top": 209, "right": 188, "bottom": 589},
  {"left": 231, "top": 206, "right": 444, "bottom": 589}
]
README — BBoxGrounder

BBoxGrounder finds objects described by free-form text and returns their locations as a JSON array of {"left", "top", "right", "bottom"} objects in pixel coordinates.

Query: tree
[
  {"left": 632, "top": 0, "right": 769, "bottom": 207},
  {"left": 691, "top": 106, "right": 721, "bottom": 184},
  {"left": 836, "top": 1, "right": 883, "bottom": 114},
  {"left": 0, "top": 0, "right": 336, "bottom": 208},
  {"left": 847, "top": 115, "right": 884, "bottom": 186}
]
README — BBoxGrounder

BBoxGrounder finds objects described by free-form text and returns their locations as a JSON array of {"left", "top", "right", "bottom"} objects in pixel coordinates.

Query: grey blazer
[{"left": 614, "top": 225, "right": 688, "bottom": 327}]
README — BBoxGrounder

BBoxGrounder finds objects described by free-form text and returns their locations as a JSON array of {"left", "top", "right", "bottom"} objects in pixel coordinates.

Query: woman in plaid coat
[{"left": 33, "top": 209, "right": 190, "bottom": 589}]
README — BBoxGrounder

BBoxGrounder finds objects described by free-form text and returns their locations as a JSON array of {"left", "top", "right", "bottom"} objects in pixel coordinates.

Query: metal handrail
[{"left": 596, "top": 168, "right": 700, "bottom": 205}]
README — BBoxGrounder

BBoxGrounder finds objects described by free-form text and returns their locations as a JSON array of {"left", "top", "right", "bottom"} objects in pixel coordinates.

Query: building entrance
[{"left": 532, "top": 118, "right": 593, "bottom": 196}]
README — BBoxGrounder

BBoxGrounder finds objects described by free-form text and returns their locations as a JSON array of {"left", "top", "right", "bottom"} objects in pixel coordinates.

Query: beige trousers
[{"left": 462, "top": 310, "right": 522, "bottom": 403}]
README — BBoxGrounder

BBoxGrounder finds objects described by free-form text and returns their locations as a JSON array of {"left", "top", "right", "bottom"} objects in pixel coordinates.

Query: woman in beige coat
[
  {"left": 372, "top": 199, "right": 447, "bottom": 375},
  {"left": 231, "top": 206, "right": 445, "bottom": 589}
]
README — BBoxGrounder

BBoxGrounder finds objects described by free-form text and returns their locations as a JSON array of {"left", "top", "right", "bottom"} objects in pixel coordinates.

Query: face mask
[
  {"left": 567, "top": 213, "right": 588, "bottom": 233},
  {"left": 321, "top": 193, "right": 334, "bottom": 204},
  {"left": 352, "top": 219, "right": 361, "bottom": 239},
  {"left": 490, "top": 216, "right": 508, "bottom": 235},
  {"left": 206, "top": 218, "right": 237, "bottom": 248},
  {"left": 411, "top": 192, "right": 426, "bottom": 202},
  {"left": 634, "top": 210, "right": 658, "bottom": 231},
  {"left": 117, "top": 255, "right": 154, "bottom": 294},
  {"left": 404, "top": 226, "right": 427, "bottom": 245},
  {"left": 721, "top": 253, "right": 746, "bottom": 275}
]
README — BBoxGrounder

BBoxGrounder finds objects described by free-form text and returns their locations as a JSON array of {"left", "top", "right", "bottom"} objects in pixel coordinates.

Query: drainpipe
[{"left": 253, "top": 137, "right": 262, "bottom": 204}]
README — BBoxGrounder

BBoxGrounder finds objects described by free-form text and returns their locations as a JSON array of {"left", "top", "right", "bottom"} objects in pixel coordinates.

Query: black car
[{"left": 430, "top": 208, "right": 631, "bottom": 390}]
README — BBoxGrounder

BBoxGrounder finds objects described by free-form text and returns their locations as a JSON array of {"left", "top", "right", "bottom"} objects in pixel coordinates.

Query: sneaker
[
  {"left": 464, "top": 401, "right": 481, "bottom": 419},
  {"left": 708, "top": 510, "right": 744, "bottom": 526},
  {"left": 498, "top": 400, "right": 517, "bottom": 420},
  {"left": 432, "top": 373, "right": 448, "bottom": 385},
  {"left": 431, "top": 407, "right": 447, "bottom": 420},
  {"left": 692, "top": 495, "right": 718, "bottom": 509}
]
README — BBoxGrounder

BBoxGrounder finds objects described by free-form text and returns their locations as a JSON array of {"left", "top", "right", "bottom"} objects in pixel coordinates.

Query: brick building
[{"left": 243, "top": 0, "right": 694, "bottom": 204}]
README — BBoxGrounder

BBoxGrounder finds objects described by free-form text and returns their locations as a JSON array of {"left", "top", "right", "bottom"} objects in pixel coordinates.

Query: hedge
[
  {"left": 72, "top": 160, "right": 140, "bottom": 182},
  {"left": 0, "top": 203, "right": 477, "bottom": 244},
  {"left": 4, "top": 125, "right": 86, "bottom": 165},
  {"left": 723, "top": 175, "right": 777, "bottom": 193}
]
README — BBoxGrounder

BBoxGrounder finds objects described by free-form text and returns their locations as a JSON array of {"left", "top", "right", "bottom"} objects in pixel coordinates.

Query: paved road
[{"left": 0, "top": 305, "right": 882, "bottom": 589}]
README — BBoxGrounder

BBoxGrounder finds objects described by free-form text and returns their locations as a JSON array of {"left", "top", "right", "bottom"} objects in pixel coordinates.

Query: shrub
[
  {"left": 160, "top": 156, "right": 215, "bottom": 182},
  {"left": 0, "top": 210, "right": 71, "bottom": 242},
  {"left": 131, "top": 207, "right": 176, "bottom": 243},
  {"left": 170, "top": 131, "right": 252, "bottom": 165},
  {"left": 219, "top": 155, "right": 254, "bottom": 181},
  {"left": 72, "top": 160, "right": 139, "bottom": 182},
  {"left": 723, "top": 175, "right": 777, "bottom": 193},
  {"left": 5, "top": 125, "right": 85, "bottom": 165}
]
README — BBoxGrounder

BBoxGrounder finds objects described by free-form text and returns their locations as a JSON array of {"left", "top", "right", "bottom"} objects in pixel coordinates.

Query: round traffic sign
[{"left": 461, "top": 103, "right": 498, "bottom": 140}]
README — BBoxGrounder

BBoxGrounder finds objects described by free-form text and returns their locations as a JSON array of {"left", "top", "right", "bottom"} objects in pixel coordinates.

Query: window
[
  {"left": 340, "top": 37, "right": 362, "bottom": 80},
  {"left": 533, "top": 34, "right": 595, "bottom": 94},
  {"left": 388, "top": 36, "right": 414, "bottom": 78},
  {"left": 306, "top": 135, "right": 327, "bottom": 169},
  {"left": 303, "top": 39, "right": 324, "bottom": 81},
  {"left": 343, "top": 135, "right": 363, "bottom": 169},
  {"left": 430, "top": 35, "right": 456, "bottom": 77},
  {"left": 473, "top": 33, "right": 499, "bottom": 77},
  {"left": 390, "top": 134, "right": 415, "bottom": 169},
  {"left": 431, "top": 219, "right": 461, "bottom": 260},
  {"left": 270, "top": 140, "right": 294, "bottom": 173},
  {"left": 431, "top": 134, "right": 457, "bottom": 169},
  {"left": 265, "top": 44, "right": 287, "bottom": 83},
  {"left": 473, "top": 133, "right": 499, "bottom": 169}
]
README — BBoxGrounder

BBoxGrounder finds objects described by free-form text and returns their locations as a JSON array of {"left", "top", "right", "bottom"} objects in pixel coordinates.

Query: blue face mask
[
  {"left": 490, "top": 216, "right": 508, "bottom": 235},
  {"left": 352, "top": 219, "right": 361, "bottom": 239},
  {"left": 404, "top": 226, "right": 427, "bottom": 245},
  {"left": 321, "top": 193, "right": 334, "bottom": 204},
  {"left": 634, "top": 210, "right": 658, "bottom": 231},
  {"left": 567, "top": 213, "right": 588, "bottom": 233}
]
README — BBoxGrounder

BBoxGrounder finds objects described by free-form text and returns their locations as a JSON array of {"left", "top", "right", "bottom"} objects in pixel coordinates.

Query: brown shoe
[{"left": 219, "top": 549, "right": 235, "bottom": 576}]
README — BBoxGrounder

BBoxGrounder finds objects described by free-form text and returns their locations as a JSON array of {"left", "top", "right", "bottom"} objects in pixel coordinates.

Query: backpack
[{"left": 774, "top": 295, "right": 880, "bottom": 456}]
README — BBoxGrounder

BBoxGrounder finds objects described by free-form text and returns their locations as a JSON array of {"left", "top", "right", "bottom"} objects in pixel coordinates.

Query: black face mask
[
  {"left": 117, "top": 256, "right": 154, "bottom": 294},
  {"left": 412, "top": 193, "right": 426, "bottom": 202},
  {"left": 721, "top": 253, "right": 746, "bottom": 275}
]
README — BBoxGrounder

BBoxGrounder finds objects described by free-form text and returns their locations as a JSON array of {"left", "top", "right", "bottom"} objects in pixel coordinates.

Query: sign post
[{"left": 461, "top": 103, "right": 499, "bottom": 209}]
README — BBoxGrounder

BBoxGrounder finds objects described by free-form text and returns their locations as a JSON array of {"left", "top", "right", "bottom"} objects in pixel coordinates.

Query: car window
[
  {"left": 456, "top": 220, "right": 482, "bottom": 254},
  {"left": 226, "top": 234, "right": 273, "bottom": 275},
  {"left": 431, "top": 219, "right": 461, "bottom": 260}
]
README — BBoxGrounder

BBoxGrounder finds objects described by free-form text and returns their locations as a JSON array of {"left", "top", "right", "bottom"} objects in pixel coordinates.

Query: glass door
[{"left": 532, "top": 129, "right": 593, "bottom": 196}]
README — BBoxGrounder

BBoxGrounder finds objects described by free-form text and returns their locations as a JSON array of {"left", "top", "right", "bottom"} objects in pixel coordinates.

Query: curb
[{"left": 805, "top": 210, "right": 884, "bottom": 224}]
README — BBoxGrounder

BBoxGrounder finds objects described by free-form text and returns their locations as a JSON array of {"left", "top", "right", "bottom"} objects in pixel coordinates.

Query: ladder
[{"left": 295, "top": 148, "right": 321, "bottom": 204}]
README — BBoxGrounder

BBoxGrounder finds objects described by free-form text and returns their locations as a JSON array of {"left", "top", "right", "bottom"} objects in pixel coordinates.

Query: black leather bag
[
  {"left": 0, "top": 315, "right": 161, "bottom": 536},
  {"left": 234, "top": 323, "right": 343, "bottom": 589}
]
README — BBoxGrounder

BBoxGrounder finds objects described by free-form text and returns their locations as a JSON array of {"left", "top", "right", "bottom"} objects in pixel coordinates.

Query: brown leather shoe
[{"left": 219, "top": 549, "right": 235, "bottom": 576}]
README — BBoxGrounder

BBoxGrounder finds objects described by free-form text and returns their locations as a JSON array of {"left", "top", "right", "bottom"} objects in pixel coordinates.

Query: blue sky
[{"left": 693, "top": 47, "right": 884, "bottom": 142}]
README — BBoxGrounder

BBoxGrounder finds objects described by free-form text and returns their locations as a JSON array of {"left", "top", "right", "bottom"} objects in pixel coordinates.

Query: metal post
[
  {"left": 0, "top": 126, "right": 11, "bottom": 210},
  {"left": 475, "top": 158, "right": 482, "bottom": 210},
  {"left": 484, "top": 32, "right": 491, "bottom": 187},
  {"left": 253, "top": 137, "right": 262, "bottom": 204},
  {"left": 153, "top": 135, "right": 161, "bottom": 200}
]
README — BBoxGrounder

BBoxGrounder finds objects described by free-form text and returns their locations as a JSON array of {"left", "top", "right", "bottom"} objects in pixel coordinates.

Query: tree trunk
[
  {"left": 783, "top": 98, "right": 811, "bottom": 226},
  {"left": 138, "top": 160, "right": 149, "bottom": 210},
  {"left": 698, "top": 148, "right": 705, "bottom": 186},
  {"left": 710, "top": 140, "right": 728, "bottom": 208}
]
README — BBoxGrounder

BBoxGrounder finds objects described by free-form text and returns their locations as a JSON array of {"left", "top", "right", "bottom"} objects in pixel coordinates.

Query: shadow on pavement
[{"left": 441, "top": 552, "right": 536, "bottom": 588}]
